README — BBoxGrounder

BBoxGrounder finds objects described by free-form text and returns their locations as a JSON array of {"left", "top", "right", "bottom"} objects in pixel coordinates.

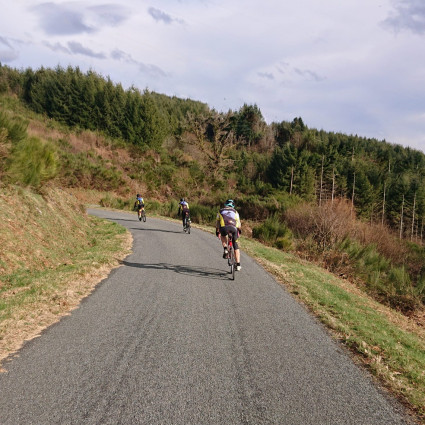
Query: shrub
[
  {"left": 161, "top": 199, "right": 179, "bottom": 217},
  {"left": 99, "top": 194, "right": 131, "bottom": 210},
  {"left": 0, "top": 110, "right": 27, "bottom": 144},
  {"left": 252, "top": 215, "right": 293, "bottom": 249},
  {"left": 285, "top": 199, "right": 354, "bottom": 251},
  {"left": 388, "top": 266, "right": 412, "bottom": 296},
  {"left": 338, "top": 238, "right": 421, "bottom": 311},
  {"left": 415, "top": 275, "right": 425, "bottom": 299},
  {"left": 354, "top": 221, "right": 407, "bottom": 265},
  {"left": 189, "top": 203, "right": 217, "bottom": 225},
  {"left": 7, "top": 136, "right": 58, "bottom": 188},
  {"left": 137, "top": 199, "right": 160, "bottom": 214}
]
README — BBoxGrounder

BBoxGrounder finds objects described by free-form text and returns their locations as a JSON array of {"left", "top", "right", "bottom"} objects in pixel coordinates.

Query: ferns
[{"left": 7, "top": 136, "right": 58, "bottom": 187}]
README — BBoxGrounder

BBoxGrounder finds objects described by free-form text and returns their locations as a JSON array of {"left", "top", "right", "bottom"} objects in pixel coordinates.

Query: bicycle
[
  {"left": 183, "top": 212, "right": 191, "bottom": 234},
  {"left": 138, "top": 208, "right": 146, "bottom": 222},
  {"left": 226, "top": 231, "right": 236, "bottom": 280}
]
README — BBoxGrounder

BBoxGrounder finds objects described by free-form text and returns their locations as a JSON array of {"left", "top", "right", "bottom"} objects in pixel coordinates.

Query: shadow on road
[
  {"left": 121, "top": 261, "right": 228, "bottom": 280},
  {"left": 129, "top": 227, "right": 182, "bottom": 234},
  {"left": 96, "top": 217, "right": 134, "bottom": 222}
]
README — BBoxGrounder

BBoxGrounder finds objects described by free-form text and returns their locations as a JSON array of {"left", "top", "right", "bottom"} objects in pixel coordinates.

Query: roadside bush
[
  {"left": 285, "top": 199, "right": 354, "bottom": 251},
  {"left": 0, "top": 110, "right": 27, "bottom": 144},
  {"left": 99, "top": 194, "right": 131, "bottom": 210},
  {"left": 189, "top": 203, "right": 217, "bottom": 225},
  {"left": 338, "top": 238, "right": 421, "bottom": 311},
  {"left": 145, "top": 199, "right": 161, "bottom": 213},
  {"left": 252, "top": 215, "right": 293, "bottom": 250},
  {"left": 354, "top": 221, "right": 408, "bottom": 265},
  {"left": 161, "top": 199, "right": 179, "bottom": 217},
  {"left": 7, "top": 136, "right": 58, "bottom": 188},
  {"left": 60, "top": 152, "right": 127, "bottom": 192}
]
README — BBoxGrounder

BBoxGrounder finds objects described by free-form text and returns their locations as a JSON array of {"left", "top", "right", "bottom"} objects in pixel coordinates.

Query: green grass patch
[
  {"left": 0, "top": 218, "right": 126, "bottom": 322},
  {"left": 241, "top": 237, "right": 425, "bottom": 420},
  {"left": 0, "top": 186, "right": 131, "bottom": 363}
]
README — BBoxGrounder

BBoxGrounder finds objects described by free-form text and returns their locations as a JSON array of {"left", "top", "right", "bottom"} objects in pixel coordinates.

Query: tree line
[{"left": 1, "top": 63, "right": 424, "bottom": 242}]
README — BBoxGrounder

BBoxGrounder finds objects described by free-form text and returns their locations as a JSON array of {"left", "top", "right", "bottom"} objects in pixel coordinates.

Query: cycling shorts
[{"left": 219, "top": 225, "right": 239, "bottom": 250}]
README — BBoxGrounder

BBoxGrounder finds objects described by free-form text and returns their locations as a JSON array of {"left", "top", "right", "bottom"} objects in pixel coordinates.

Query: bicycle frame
[
  {"left": 227, "top": 232, "right": 235, "bottom": 280},
  {"left": 183, "top": 211, "right": 190, "bottom": 233},
  {"left": 137, "top": 207, "right": 146, "bottom": 222}
]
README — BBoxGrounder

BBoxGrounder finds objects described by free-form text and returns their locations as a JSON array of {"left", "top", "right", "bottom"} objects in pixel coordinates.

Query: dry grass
[
  {"left": 0, "top": 186, "right": 132, "bottom": 367},
  {"left": 26, "top": 120, "right": 139, "bottom": 195}
]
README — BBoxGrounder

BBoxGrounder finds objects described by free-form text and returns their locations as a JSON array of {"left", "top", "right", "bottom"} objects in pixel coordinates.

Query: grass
[
  {"left": 0, "top": 186, "right": 132, "bottom": 365},
  {"left": 1, "top": 186, "right": 424, "bottom": 422},
  {"left": 240, "top": 236, "right": 425, "bottom": 422}
]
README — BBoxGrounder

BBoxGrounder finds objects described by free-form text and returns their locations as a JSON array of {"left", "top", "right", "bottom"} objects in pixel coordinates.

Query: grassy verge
[
  {"left": 1, "top": 191, "right": 424, "bottom": 422},
  {"left": 0, "top": 186, "right": 132, "bottom": 366},
  {"left": 239, "top": 236, "right": 425, "bottom": 422}
]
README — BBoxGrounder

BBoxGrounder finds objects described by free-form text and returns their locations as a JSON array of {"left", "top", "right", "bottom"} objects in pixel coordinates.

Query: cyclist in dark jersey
[
  {"left": 178, "top": 198, "right": 190, "bottom": 230},
  {"left": 215, "top": 199, "right": 242, "bottom": 271},
  {"left": 133, "top": 194, "right": 145, "bottom": 221}
]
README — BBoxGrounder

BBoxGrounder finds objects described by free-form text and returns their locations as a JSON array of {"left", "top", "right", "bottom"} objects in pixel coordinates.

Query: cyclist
[
  {"left": 133, "top": 194, "right": 145, "bottom": 221},
  {"left": 216, "top": 199, "right": 242, "bottom": 271},
  {"left": 178, "top": 198, "right": 190, "bottom": 230}
]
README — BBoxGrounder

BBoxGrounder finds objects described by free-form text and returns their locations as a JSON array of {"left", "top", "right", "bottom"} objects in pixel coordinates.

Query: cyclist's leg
[
  {"left": 231, "top": 228, "right": 241, "bottom": 270},
  {"left": 219, "top": 227, "right": 228, "bottom": 257}
]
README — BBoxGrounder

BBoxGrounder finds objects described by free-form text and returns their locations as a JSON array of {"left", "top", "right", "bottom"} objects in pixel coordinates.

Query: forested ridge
[{"left": 1, "top": 63, "right": 425, "bottom": 312}]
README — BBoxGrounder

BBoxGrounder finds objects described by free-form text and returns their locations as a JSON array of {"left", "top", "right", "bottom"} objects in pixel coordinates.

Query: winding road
[{"left": 0, "top": 209, "right": 413, "bottom": 424}]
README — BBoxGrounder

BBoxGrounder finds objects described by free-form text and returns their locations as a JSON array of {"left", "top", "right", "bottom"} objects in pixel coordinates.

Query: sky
[{"left": 1, "top": 0, "right": 425, "bottom": 153}]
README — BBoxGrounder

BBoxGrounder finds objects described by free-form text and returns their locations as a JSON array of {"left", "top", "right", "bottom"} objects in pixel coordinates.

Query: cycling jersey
[
  {"left": 216, "top": 207, "right": 241, "bottom": 229},
  {"left": 134, "top": 197, "right": 144, "bottom": 209}
]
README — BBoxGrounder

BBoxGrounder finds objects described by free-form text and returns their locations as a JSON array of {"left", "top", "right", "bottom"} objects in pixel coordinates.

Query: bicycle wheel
[
  {"left": 142, "top": 210, "right": 146, "bottom": 222},
  {"left": 230, "top": 248, "right": 235, "bottom": 280},
  {"left": 187, "top": 220, "right": 191, "bottom": 234}
]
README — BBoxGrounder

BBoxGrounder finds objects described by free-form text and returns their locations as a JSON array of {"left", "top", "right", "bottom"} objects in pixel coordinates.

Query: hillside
[{"left": 1, "top": 64, "right": 425, "bottom": 314}]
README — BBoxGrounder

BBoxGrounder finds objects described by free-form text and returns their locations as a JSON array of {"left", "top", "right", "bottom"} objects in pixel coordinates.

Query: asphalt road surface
[{"left": 0, "top": 209, "right": 413, "bottom": 424}]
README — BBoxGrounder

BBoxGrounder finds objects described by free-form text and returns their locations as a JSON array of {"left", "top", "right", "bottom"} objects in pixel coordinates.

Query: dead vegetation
[{"left": 0, "top": 186, "right": 132, "bottom": 367}]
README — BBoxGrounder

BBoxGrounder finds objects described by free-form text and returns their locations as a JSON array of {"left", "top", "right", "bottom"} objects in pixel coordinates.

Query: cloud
[
  {"left": 31, "top": 3, "right": 95, "bottom": 35},
  {"left": 139, "top": 62, "right": 168, "bottom": 78},
  {"left": 88, "top": 4, "right": 130, "bottom": 27},
  {"left": 293, "top": 68, "right": 326, "bottom": 82},
  {"left": 0, "top": 50, "right": 19, "bottom": 63},
  {"left": 383, "top": 0, "right": 425, "bottom": 34},
  {"left": 111, "top": 48, "right": 168, "bottom": 78},
  {"left": 148, "top": 7, "right": 184, "bottom": 25},
  {"left": 68, "top": 41, "right": 106, "bottom": 59},
  {"left": 30, "top": 3, "right": 130, "bottom": 36},
  {"left": 258, "top": 72, "right": 274, "bottom": 80},
  {"left": 0, "top": 36, "right": 19, "bottom": 62},
  {"left": 0, "top": 36, "right": 13, "bottom": 49},
  {"left": 111, "top": 49, "right": 138, "bottom": 65},
  {"left": 43, "top": 41, "right": 71, "bottom": 54}
]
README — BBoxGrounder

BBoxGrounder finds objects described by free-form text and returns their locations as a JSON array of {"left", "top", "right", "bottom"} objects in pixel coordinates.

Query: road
[{"left": 0, "top": 209, "right": 413, "bottom": 424}]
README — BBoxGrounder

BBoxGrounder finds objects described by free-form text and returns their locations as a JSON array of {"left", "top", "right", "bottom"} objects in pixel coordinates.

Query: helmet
[
  {"left": 180, "top": 198, "right": 184, "bottom": 202},
  {"left": 137, "top": 194, "right": 140, "bottom": 198},
  {"left": 224, "top": 199, "right": 235, "bottom": 208}
]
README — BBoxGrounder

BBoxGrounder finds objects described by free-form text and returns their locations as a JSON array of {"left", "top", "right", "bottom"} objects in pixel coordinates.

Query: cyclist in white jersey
[{"left": 215, "top": 199, "right": 242, "bottom": 271}]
